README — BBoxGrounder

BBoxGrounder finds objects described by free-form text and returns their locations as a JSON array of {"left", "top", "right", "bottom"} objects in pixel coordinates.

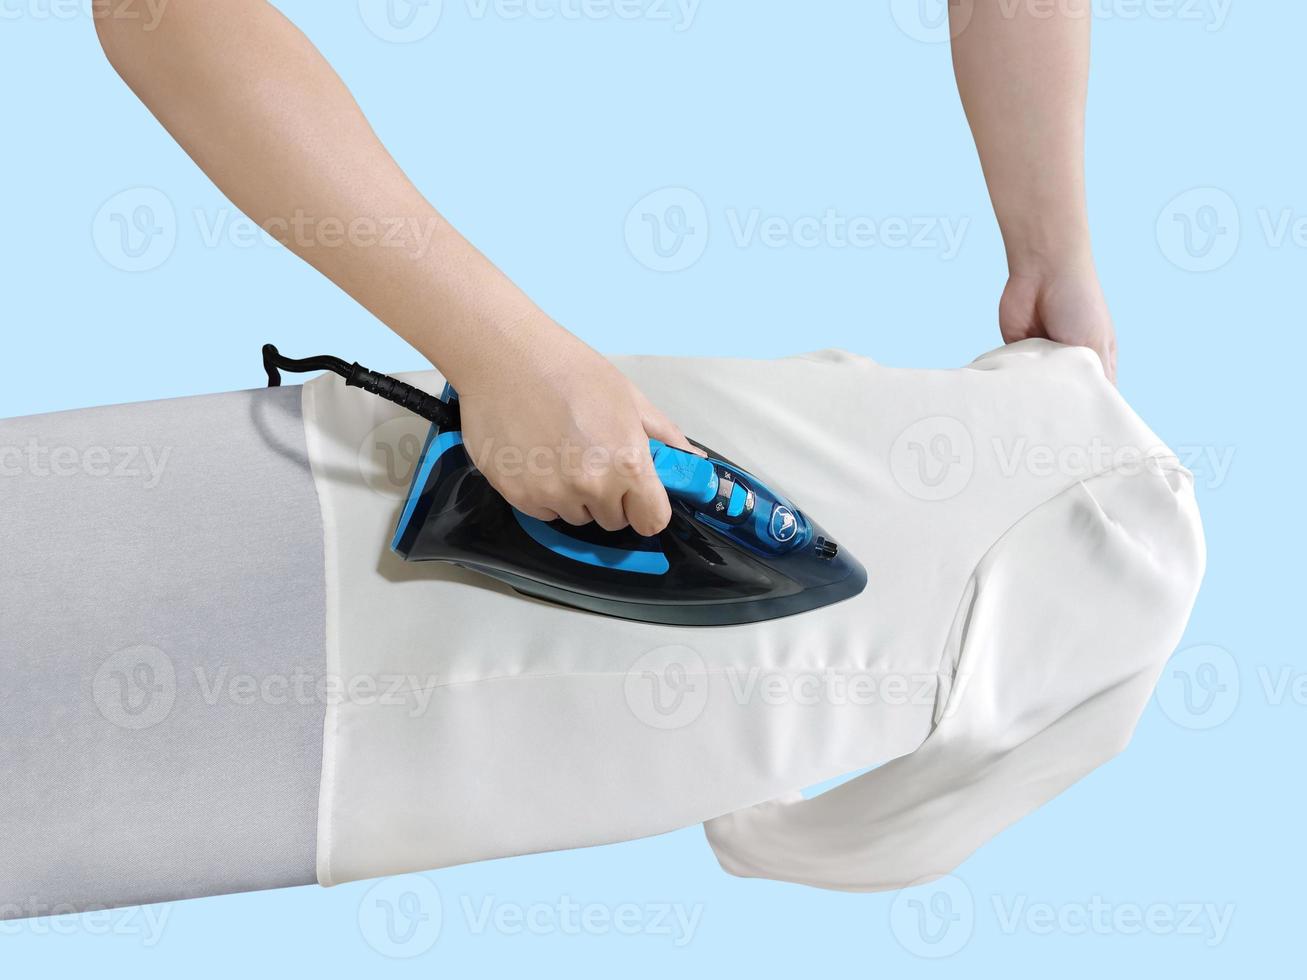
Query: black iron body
[{"left": 392, "top": 432, "right": 867, "bottom": 627}]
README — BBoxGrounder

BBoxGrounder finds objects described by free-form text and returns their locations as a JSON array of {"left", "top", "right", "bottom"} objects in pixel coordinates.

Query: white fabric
[{"left": 300, "top": 340, "right": 1204, "bottom": 891}]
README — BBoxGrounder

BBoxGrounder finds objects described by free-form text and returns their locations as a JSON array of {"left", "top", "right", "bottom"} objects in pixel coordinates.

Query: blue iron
[{"left": 265, "top": 345, "right": 866, "bottom": 626}]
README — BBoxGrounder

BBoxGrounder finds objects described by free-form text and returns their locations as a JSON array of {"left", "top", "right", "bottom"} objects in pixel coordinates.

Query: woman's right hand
[
  {"left": 91, "top": 0, "right": 696, "bottom": 532},
  {"left": 999, "top": 260, "right": 1118, "bottom": 384},
  {"left": 451, "top": 317, "right": 701, "bottom": 537}
]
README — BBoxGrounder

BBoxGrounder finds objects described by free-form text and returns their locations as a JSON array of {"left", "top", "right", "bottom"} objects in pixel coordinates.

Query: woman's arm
[
  {"left": 94, "top": 0, "right": 693, "bottom": 534},
  {"left": 950, "top": 2, "right": 1117, "bottom": 381}
]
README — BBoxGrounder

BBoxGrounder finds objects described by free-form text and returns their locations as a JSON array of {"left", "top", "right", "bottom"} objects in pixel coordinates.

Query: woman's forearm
[
  {"left": 95, "top": 0, "right": 699, "bottom": 534},
  {"left": 94, "top": 0, "right": 541, "bottom": 388},
  {"left": 949, "top": 3, "right": 1094, "bottom": 275},
  {"left": 950, "top": 4, "right": 1115, "bottom": 381}
]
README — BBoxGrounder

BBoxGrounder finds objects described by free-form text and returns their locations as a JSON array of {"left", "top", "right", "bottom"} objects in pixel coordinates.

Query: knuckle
[{"left": 571, "top": 471, "right": 609, "bottom": 501}]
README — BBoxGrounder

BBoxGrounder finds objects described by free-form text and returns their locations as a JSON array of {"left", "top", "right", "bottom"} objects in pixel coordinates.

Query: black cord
[{"left": 262, "top": 344, "right": 459, "bottom": 429}]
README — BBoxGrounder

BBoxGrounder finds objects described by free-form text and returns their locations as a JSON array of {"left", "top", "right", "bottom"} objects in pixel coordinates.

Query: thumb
[{"left": 622, "top": 466, "right": 674, "bottom": 537}]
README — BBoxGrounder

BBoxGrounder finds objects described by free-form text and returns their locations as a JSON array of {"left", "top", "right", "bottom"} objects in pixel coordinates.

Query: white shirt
[{"left": 301, "top": 340, "right": 1204, "bottom": 891}]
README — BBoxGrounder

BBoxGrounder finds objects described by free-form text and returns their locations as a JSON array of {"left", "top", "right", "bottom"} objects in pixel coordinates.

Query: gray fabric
[{"left": 0, "top": 386, "right": 325, "bottom": 919}]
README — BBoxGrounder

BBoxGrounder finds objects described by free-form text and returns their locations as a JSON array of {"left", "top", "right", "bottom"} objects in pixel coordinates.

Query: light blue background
[{"left": 1, "top": 0, "right": 1300, "bottom": 974}]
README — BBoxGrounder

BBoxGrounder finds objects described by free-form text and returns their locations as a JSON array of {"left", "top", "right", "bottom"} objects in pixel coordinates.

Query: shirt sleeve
[{"left": 704, "top": 458, "right": 1206, "bottom": 891}]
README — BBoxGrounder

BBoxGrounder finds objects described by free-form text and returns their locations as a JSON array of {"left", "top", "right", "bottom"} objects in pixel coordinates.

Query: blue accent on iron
[
  {"left": 727, "top": 481, "right": 748, "bottom": 518},
  {"left": 512, "top": 510, "right": 670, "bottom": 576},
  {"left": 649, "top": 439, "right": 719, "bottom": 505},
  {"left": 391, "top": 429, "right": 464, "bottom": 552}
]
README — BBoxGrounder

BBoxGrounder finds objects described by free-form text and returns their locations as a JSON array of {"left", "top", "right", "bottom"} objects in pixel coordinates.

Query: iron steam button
[{"left": 727, "top": 481, "right": 749, "bottom": 519}]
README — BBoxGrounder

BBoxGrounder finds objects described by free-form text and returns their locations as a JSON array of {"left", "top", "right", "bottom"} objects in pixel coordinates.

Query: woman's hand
[
  {"left": 454, "top": 317, "right": 700, "bottom": 536},
  {"left": 999, "top": 263, "right": 1118, "bottom": 383},
  {"left": 93, "top": 3, "right": 697, "bottom": 531},
  {"left": 949, "top": 0, "right": 1116, "bottom": 382}
]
